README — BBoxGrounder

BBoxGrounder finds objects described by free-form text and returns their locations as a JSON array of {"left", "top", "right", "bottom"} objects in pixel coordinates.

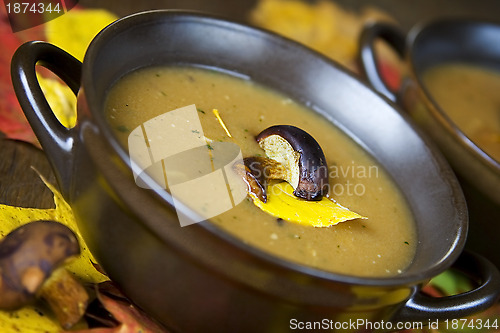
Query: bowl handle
[
  {"left": 11, "top": 41, "right": 82, "bottom": 199},
  {"left": 358, "top": 22, "right": 406, "bottom": 103},
  {"left": 393, "top": 251, "right": 500, "bottom": 323}
]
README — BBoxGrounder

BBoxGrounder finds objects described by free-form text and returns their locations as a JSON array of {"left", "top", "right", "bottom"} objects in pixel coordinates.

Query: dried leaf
[
  {"left": 38, "top": 74, "right": 77, "bottom": 128},
  {"left": 69, "top": 282, "right": 169, "bottom": 333},
  {"left": 0, "top": 171, "right": 107, "bottom": 284},
  {"left": 250, "top": 0, "right": 360, "bottom": 70},
  {"left": 428, "top": 269, "right": 473, "bottom": 296},
  {"left": 0, "top": 6, "right": 43, "bottom": 145},
  {"left": 0, "top": 171, "right": 107, "bottom": 332},
  {"left": 249, "top": 181, "right": 366, "bottom": 227},
  {"left": 45, "top": 9, "right": 118, "bottom": 62},
  {"left": 0, "top": 6, "right": 117, "bottom": 145},
  {"left": 0, "top": 304, "right": 87, "bottom": 333}
]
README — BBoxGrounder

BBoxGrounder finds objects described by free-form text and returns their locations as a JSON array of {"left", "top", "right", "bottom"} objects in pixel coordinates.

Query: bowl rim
[{"left": 81, "top": 9, "right": 468, "bottom": 288}]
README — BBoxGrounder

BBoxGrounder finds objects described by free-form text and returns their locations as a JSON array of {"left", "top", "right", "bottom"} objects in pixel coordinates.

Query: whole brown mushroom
[{"left": 0, "top": 220, "right": 89, "bottom": 329}]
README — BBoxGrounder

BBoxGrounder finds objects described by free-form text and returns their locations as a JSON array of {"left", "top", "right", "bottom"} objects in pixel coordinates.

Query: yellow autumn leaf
[
  {"left": 250, "top": 0, "right": 359, "bottom": 69},
  {"left": 250, "top": 182, "right": 366, "bottom": 227},
  {"left": 38, "top": 74, "right": 77, "bottom": 128},
  {"left": 0, "top": 172, "right": 107, "bottom": 284},
  {"left": 0, "top": 172, "right": 107, "bottom": 332},
  {"left": 0, "top": 304, "right": 87, "bottom": 333},
  {"left": 45, "top": 9, "right": 118, "bottom": 62},
  {"left": 38, "top": 9, "right": 118, "bottom": 131}
]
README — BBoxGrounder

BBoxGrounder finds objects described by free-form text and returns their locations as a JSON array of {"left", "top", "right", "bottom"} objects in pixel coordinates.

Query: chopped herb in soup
[
  {"left": 106, "top": 66, "right": 416, "bottom": 277},
  {"left": 422, "top": 63, "right": 500, "bottom": 162}
]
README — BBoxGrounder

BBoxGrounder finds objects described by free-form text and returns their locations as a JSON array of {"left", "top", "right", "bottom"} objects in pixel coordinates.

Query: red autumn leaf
[
  {"left": 379, "top": 59, "right": 401, "bottom": 92},
  {"left": 422, "top": 283, "right": 445, "bottom": 298},
  {"left": 0, "top": 5, "right": 44, "bottom": 145},
  {"left": 68, "top": 282, "right": 170, "bottom": 333}
]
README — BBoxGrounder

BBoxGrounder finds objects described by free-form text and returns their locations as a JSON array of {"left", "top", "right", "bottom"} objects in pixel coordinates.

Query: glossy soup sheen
[
  {"left": 422, "top": 62, "right": 500, "bottom": 162},
  {"left": 106, "top": 66, "right": 416, "bottom": 277}
]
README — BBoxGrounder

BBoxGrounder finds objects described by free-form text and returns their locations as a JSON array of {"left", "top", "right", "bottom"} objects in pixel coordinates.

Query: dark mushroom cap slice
[
  {"left": 0, "top": 220, "right": 80, "bottom": 310},
  {"left": 256, "top": 125, "right": 329, "bottom": 201}
]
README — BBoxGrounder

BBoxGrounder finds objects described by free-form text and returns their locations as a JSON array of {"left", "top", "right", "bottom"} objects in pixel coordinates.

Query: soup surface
[
  {"left": 422, "top": 63, "right": 500, "bottom": 162},
  {"left": 106, "top": 66, "right": 416, "bottom": 277}
]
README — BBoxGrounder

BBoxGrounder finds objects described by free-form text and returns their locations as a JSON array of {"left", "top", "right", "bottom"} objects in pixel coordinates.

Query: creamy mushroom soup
[
  {"left": 422, "top": 63, "right": 500, "bottom": 162},
  {"left": 106, "top": 66, "right": 416, "bottom": 277}
]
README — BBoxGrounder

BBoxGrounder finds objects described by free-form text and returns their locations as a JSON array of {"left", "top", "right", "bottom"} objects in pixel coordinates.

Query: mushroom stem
[
  {"left": 39, "top": 267, "right": 89, "bottom": 329},
  {"left": 233, "top": 156, "right": 287, "bottom": 202}
]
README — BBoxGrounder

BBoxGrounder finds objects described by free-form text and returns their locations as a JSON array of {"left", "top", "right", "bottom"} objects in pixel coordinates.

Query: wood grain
[{"left": 0, "top": 135, "right": 57, "bottom": 209}]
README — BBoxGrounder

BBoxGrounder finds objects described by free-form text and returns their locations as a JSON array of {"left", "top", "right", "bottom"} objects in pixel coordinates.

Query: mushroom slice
[
  {"left": 233, "top": 156, "right": 287, "bottom": 202},
  {"left": 256, "top": 125, "right": 329, "bottom": 201}
]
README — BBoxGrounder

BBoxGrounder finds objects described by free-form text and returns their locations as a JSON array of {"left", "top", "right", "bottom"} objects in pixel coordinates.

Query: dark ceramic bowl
[
  {"left": 359, "top": 19, "right": 500, "bottom": 268},
  {"left": 12, "top": 11, "right": 500, "bottom": 332}
]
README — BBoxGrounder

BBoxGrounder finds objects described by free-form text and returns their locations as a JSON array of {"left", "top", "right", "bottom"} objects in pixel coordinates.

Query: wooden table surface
[{"left": 0, "top": 133, "right": 56, "bottom": 209}]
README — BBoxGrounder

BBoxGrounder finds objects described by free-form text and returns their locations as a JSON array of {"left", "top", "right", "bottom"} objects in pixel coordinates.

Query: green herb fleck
[
  {"left": 116, "top": 125, "right": 130, "bottom": 133},
  {"left": 404, "top": 241, "right": 409, "bottom": 245},
  {"left": 197, "top": 108, "right": 206, "bottom": 114},
  {"left": 191, "top": 129, "right": 200, "bottom": 134},
  {"left": 207, "top": 144, "right": 214, "bottom": 150}
]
